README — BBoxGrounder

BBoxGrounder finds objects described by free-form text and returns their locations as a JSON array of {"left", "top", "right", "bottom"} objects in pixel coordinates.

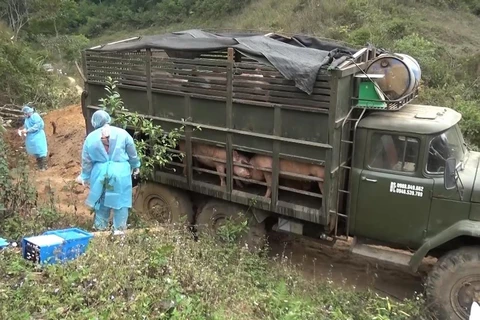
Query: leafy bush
[{"left": 98, "top": 77, "right": 186, "bottom": 180}]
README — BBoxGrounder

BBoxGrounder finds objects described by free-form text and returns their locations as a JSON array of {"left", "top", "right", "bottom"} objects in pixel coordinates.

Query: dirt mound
[{"left": 42, "top": 104, "right": 86, "bottom": 177}]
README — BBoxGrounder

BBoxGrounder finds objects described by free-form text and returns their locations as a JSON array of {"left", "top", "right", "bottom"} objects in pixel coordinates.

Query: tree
[{"left": 2, "top": 0, "right": 33, "bottom": 41}]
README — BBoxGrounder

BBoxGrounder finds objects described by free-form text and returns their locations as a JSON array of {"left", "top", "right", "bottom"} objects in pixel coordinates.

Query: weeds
[{"left": 0, "top": 226, "right": 430, "bottom": 319}]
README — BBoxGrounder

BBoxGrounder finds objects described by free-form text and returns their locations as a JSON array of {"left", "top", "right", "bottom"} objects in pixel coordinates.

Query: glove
[
  {"left": 132, "top": 168, "right": 140, "bottom": 178},
  {"left": 75, "top": 175, "right": 85, "bottom": 186}
]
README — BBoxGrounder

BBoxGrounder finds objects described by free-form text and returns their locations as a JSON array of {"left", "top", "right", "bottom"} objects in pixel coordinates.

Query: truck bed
[{"left": 81, "top": 31, "right": 376, "bottom": 228}]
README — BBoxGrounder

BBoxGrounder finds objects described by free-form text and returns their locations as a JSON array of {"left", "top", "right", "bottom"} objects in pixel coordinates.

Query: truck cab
[
  {"left": 350, "top": 104, "right": 480, "bottom": 319},
  {"left": 352, "top": 104, "right": 473, "bottom": 249}
]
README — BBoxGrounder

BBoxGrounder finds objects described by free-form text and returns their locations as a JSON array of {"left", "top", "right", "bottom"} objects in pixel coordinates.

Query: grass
[{"left": 0, "top": 226, "right": 430, "bottom": 320}]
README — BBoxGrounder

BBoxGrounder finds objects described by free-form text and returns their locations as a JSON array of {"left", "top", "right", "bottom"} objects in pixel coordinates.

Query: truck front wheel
[
  {"left": 196, "top": 199, "right": 266, "bottom": 252},
  {"left": 427, "top": 246, "right": 480, "bottom": 319},
  {"left": 133, "top": 182, "right": 194, "bottom": 225}
]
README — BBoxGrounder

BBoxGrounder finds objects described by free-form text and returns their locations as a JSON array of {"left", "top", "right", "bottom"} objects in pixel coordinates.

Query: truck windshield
[{"left": 427, "top": 126, "right": 465, "bottom": 173}]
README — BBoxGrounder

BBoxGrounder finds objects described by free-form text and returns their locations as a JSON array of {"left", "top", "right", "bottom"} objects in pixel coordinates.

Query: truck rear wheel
[
  {"left": 427, "top": 246, "right": 480, "bottom": 320},
  {"left": 133, "top": 182, "right": 194, "bottom": 225},
  {"left": 196, "top": 200, "right": 266, "bottom": 252}
]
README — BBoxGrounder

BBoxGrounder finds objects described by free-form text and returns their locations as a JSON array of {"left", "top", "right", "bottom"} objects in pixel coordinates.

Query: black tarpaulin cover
[{"left": 90, "top": 29, "right": 358, "bottom": 95}]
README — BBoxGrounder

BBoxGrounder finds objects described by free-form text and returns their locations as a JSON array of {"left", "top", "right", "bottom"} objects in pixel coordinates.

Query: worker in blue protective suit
[
  {"left": 76, "top": 110, "right": 140, "bottom": 235},
  {"left": 19, "top": 105, "right": 48, "bottom": 171}
]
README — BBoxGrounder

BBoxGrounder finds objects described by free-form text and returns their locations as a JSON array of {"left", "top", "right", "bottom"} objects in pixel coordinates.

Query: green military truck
[{"left": 81, "top": 30, "right": 479, "bottom": 319}]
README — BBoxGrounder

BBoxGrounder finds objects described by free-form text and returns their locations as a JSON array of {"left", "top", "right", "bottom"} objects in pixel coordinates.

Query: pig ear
[{"left": 233, "top": 150, "right": 239, "bottom": 157}]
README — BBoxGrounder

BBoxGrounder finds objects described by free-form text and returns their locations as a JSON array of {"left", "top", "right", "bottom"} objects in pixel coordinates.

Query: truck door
[{"left": 354, "top": 132, "right": 434, "bottom": 248}]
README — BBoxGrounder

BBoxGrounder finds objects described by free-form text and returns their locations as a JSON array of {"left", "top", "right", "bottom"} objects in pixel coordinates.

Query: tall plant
[{"left": 98, "top": 76, "right": 187, "bottom": 179}]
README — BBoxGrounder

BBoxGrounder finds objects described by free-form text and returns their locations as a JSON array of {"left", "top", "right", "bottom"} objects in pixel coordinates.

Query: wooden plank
[
  {"left": 150, "top": 63, "right": 227, "bottom": 73},
  {"left": 86, "top": 66, "right": 146, "bottom": 76},
  {"left": 86, "top": 56, "right": 145, "bottom": 63},
  {"left": 151, "top": 57, "right": 229, "bottom": 67},
  {"left": 233, "top": 75, "right": 330, "bottom": 87},
  {"left": 87, "top": 75, "right": 120, "bottom": 82},
  {"left": 88, "top": 72, "right": 147, "bottom": 80},
  {"left": 277, "top": 185, "right": 323, "bottom": 199},
  {"left": 233, "top": 80, "right": 331, "bottom": 95},
  {"left": 232, "top": 92, "right": 330, "bottom": 108},
  {"left": 232, "top": 86, "right": 330, "bottom": 103},
  {"left": 233, "top": 68, "right": 330, "bottom": 81},
  {"left": 184, "top": 96, "right": 193, "bottom": 188},
  {"left": 150, "top": 68, "right": 227, "bottom": 78},
  {"left": 86, "top": 61, "right": 145, "bottom": 69},
  {"left": 152, "top": 81, "right": 227, "bottom": 92},
  {"left": 86, "top": 55, "right": 145, "bottom": 62},
  {"left": 86, "top": 51, "right": 145, "bottom": 56},
  {"left": 146, "top": 49, "right": 153, "bottom": 116},
  {"left": 119, "top": 74, "right": 148, "bottom": 82},
  {"left": 120, "top": 79, "right": 148, "bottom": 87},
  {"left": 226, "top": 48, "right": 234, "bottom": 200},
  {"left": 233, "top": 63, "right": 278, "bottom": 71},
  {"left": 86, "top": 53, "right": 145, "bottom": 60},
  {"left": 234, "top": 63, "right": 331, "bottom": 80},
  {"left": 152, "top": 84, "right": 227, "bottom": 97},
  {"left": 152, "top": 74, "right": 227, "bottom": 85},
  {"left": 271, "top": 104, "right": 281, "bottom": 211},
  {"left": 151, "top": 88, "right": 227, "bottom": 101}
]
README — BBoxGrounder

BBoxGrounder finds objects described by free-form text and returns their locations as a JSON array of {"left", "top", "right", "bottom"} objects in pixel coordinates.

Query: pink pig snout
[{"left": 233, "top": 152, "right": 251, "bottom": 178}]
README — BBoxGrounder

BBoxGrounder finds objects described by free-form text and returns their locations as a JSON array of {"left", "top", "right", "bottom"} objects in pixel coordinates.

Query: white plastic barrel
[{"left": 365, "top": 53, "right": 422, "bottom": 100}]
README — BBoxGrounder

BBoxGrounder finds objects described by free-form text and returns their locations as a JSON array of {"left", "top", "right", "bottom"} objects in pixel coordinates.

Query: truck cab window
[
  {"left": 369, "top": 133, "right": 419, "bottom": 172},
  {"left": 427, "top": 126, "right": 465, "bottom": 174}
]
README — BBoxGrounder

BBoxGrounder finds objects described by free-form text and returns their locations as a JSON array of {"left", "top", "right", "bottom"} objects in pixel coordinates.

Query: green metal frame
[{"left": 81, "top": 46, "right": 376, "bottom": 231}]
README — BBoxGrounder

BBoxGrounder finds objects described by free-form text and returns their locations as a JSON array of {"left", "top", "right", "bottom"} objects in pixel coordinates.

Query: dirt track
[{"left": 7, "top": 104, "right": 429, "bottom": 301}]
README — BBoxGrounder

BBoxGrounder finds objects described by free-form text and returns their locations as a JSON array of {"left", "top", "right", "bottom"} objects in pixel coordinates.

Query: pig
[
  {"left": 249, "top": 154, "right": 324, "bottom": 198},
  {"left": 281, "top": 178, "right": 312, "bottom": 191},
  {"left": 178, "top": 141, "right": 251, "bottom": 187}
]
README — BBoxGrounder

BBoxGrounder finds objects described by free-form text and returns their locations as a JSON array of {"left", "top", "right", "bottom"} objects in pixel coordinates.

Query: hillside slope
[{"left": 90, "top": 0, "right": 480, "bottom": 146}]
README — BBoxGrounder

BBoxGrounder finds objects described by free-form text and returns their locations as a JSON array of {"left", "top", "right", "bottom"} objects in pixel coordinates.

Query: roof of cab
[{"left": 358, "top": 104, "right": 462, "bottom": 135}]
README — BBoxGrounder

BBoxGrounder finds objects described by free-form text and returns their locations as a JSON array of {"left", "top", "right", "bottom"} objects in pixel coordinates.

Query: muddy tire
[
  {"left": 196, "top": 199, "right": 266, "bottom": 252},
  {"left": 427, "top": 246, "right": 480, "bottom": 320},
  {"left": 133, "top": 182, "right": 194, "bottom": 224}
]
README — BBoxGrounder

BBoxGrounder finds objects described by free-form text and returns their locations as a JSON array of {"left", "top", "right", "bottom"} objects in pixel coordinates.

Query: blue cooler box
[{"left": 22, "top": 228, "right": 93, "bottom": 264}]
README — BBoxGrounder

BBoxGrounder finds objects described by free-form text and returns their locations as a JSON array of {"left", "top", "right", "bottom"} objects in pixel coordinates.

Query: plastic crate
[
  {"left": 22, "top": 234, "right": 65, "bottom": 264},
  {"left": 22, "top": 228, "right": 93, "bottom": 264}
]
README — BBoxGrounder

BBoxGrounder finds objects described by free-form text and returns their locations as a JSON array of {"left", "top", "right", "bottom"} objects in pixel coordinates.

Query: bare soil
[{"left": 6, "top": 104, "right": 429, "bottom": 301}]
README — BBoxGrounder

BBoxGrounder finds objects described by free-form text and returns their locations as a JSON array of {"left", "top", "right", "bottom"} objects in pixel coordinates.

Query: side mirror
[{"left": 444, "top": 157, "right": 457, "bottom": 190}]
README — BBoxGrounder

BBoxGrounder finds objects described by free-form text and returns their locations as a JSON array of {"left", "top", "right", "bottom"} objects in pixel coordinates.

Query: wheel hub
[
  {"left": 452, "top": 276, "right": 480, "bottom": 318},
  {"left": 210, "top": 211, "right": 227, "bottom": 231},
  {"left": 145, "top": 195, "right": 170, "bottom": 223}
]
